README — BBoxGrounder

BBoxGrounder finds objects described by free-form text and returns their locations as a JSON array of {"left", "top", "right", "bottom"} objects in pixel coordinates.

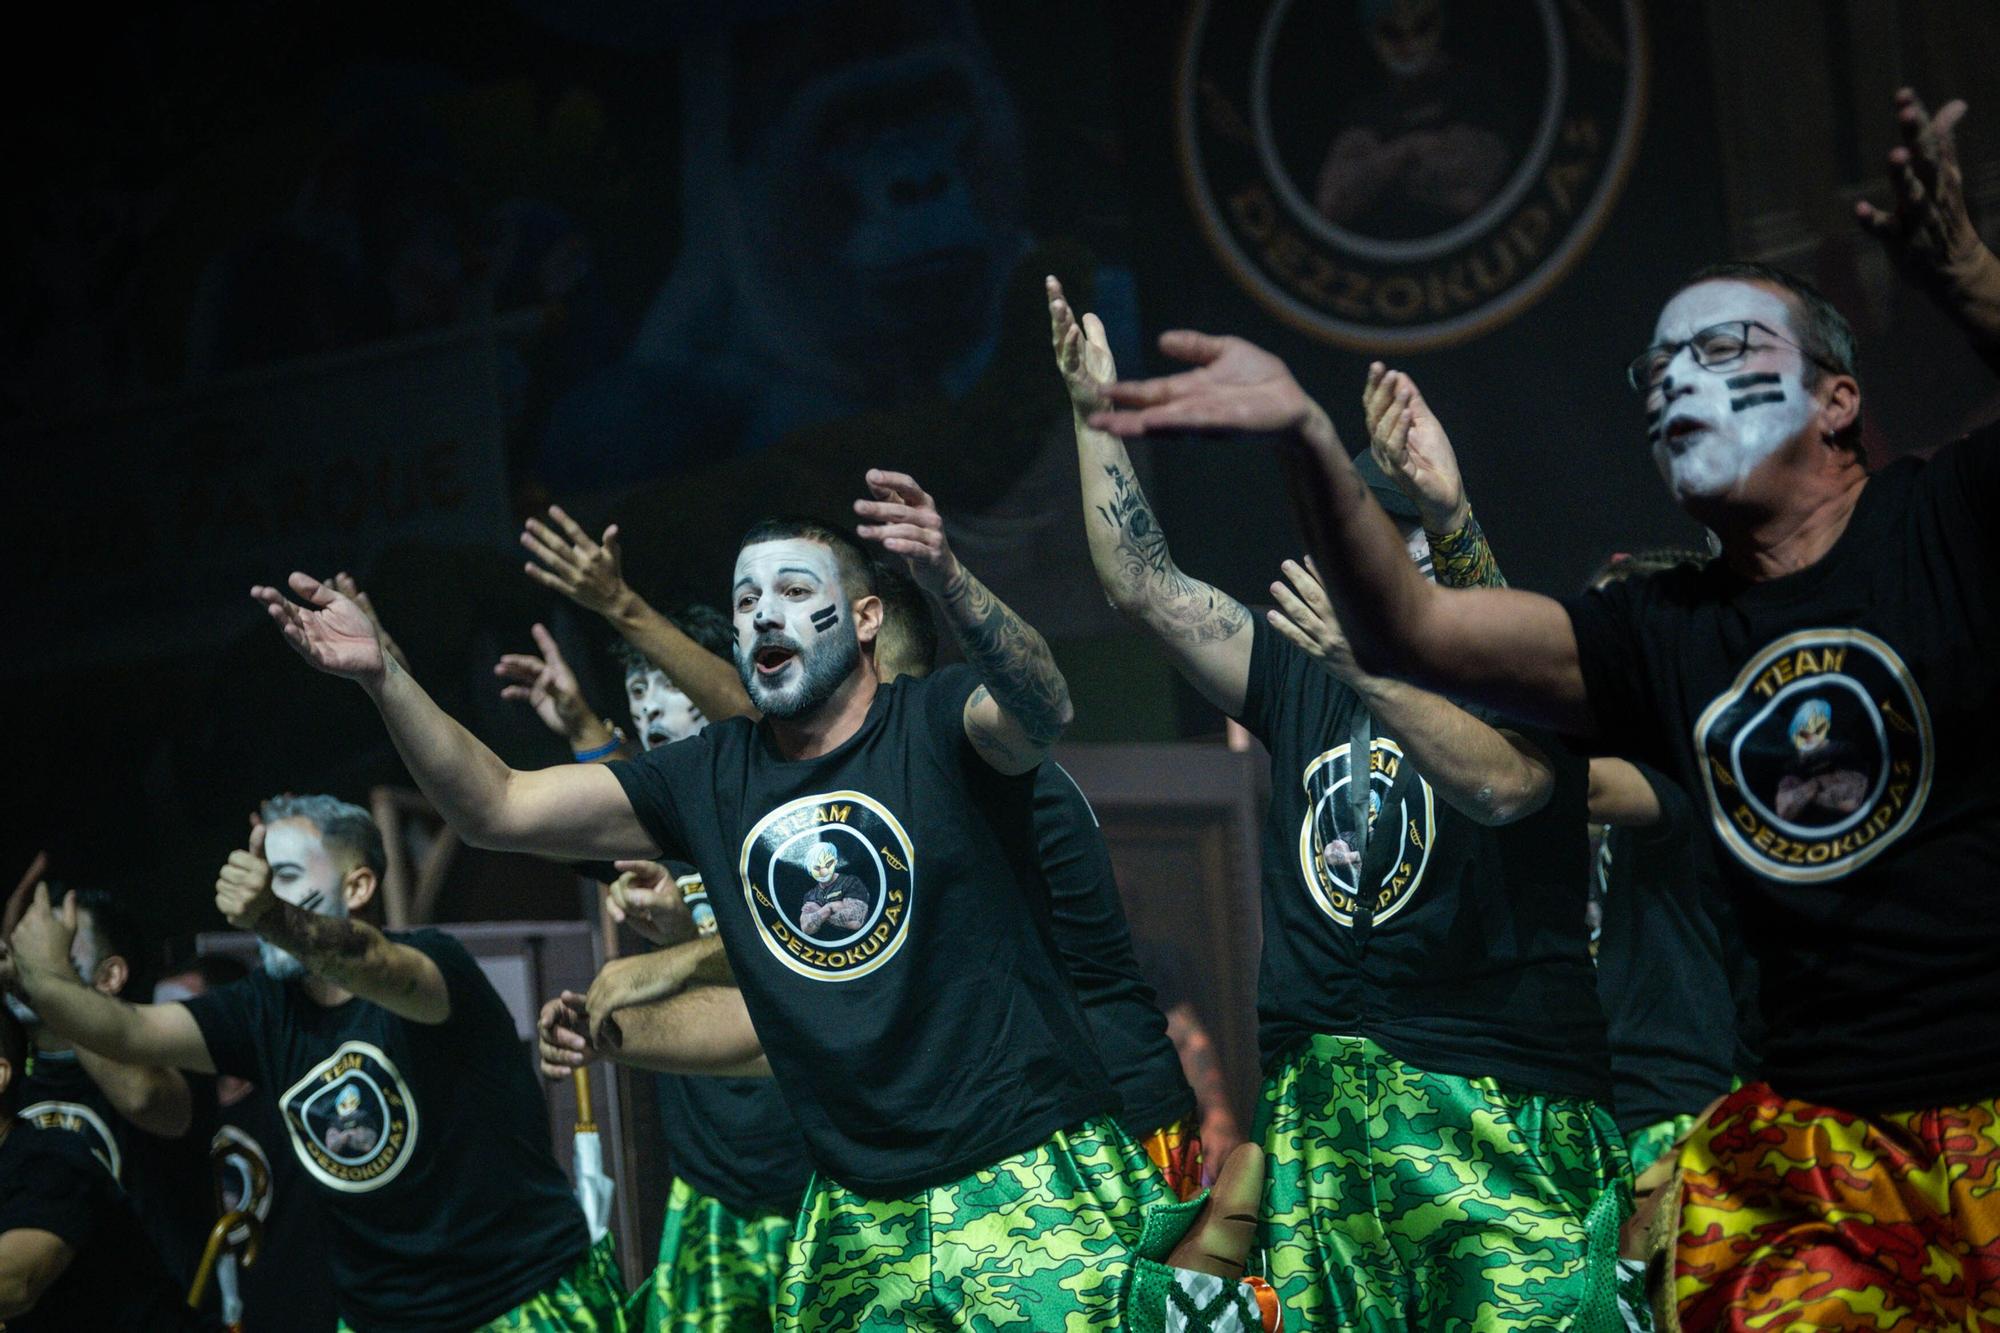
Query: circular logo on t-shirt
[
  {"left": 19, "top": 1099, "right": 121, "bottom": 1179},
  {"left": 739, "top": 790, "right": 914, "bottom": 982},
  {"left": 1694, "top": 629, "right": 1933, "bottom": 883},
  {"left": 278, "top": 1041, "right": 419, "bottom": 1192},
  {"left": 1178, "top": 0, "right": 1646, "bottom": 351},
  {"left": 1296, "top": 737, "right": 1435, "bottom": 926},
  {"left": 211, "top": 1124, "right": 274, "bottom": 1244}
]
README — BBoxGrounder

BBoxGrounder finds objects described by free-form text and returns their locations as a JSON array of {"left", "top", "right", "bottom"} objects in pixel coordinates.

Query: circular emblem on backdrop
[
  {"left": 278, "top": 1041, "right": 418, "bottom": 1193},
  {"left": 739, "top": 790, "right": 914, "bottom": 982},
  {"left": 211, "top": 1124, "right": 274, "bottom": 1245},
  {"left": 1296, "top": 737, "right": 1435, "bottom": 926},
  {"left": 19, "top": 1100, "right": 121, "bottom": 1179},
  {"left": 1179, "top": 0, "right": 1647, "bottom": 351},
  {"left": 1695, "top": 629, "right": 1932, "bottom": 883}
]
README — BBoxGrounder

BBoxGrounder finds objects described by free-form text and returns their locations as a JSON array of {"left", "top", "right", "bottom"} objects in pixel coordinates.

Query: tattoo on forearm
[
  {"left": 1428, "top": 509, "right": 1507, "bottom": 590},
  {"left": 939, "top": 568, "right": 1071, "bottom": 748},
  {"left": 260, "top": 905, "right": 374, "bottom": 973},
  {"left": 1095, "top": 463, "right": 1249, "bottom": 645}
]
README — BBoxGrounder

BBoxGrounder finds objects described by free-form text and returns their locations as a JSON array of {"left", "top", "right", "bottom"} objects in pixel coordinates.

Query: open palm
[
  {"left": 251, "top": 573, "right": 385, "bottom": 681},
  {"left": 1363, "top": 364, "right": 1466, "bottom": 531},
  {"left": 1047, "top": 276, "right": 1117, "bottom": 414},
  {"left": 1090, "top": 329, "right": 1319, "bottom": 440}
]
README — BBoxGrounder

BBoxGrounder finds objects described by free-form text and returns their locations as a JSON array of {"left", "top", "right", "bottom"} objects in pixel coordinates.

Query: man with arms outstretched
[
  {"left": 252, "top": 472, "right": 1278, "bottom": 1330},
  {"left": 1050, "top": 278, "right": 1631, "bottom": 1331},
  {"left": 1090, "top": 87, "right": 1999, "bottom": 1333},
  {"left": 8, "top": 796, "right": 618, "bottom": 1332}
]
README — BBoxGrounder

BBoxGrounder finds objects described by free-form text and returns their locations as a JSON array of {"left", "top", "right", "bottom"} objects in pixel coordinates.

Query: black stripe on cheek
[
  {"left": 1725, "top": 372, "right": 1781, "bottom": 390},
  {"left": 1730, "top": 390, "right": 1787, "bottom": 411},
  {"left": 1645, "top": 406, "right": 1661, "bottom": 444},
  {"left": 810, "top": 606, "right": 839, "bottom": 632}
]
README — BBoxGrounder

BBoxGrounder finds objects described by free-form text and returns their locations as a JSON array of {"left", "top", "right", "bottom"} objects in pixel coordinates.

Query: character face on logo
[
  {"left": 1646, "top": 282, "right": 1815, "bottom": 503},
  {"left": 1298, "top": 737, "right": 1434, "bottom": 926},
  {"left": 740, "top": 791, "right": 915, "bottom": 981},
  {"left": 628, "top": 666, "right": 705, "bottom": 750},
  {"left": 1696, "top": 629, "right": 1932, "bottom": 882},
  {"left": 280, "top": 1041, "right": 418, "bottom": 1192},
  {"left": 1367, "top": 0, "right": 1445, "bottom": 77},
  {"left": 732, "top": 539, "right": 861, "bottom": 720}
]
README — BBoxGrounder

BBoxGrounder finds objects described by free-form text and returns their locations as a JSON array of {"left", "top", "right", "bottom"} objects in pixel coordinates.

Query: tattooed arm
[
  {"left": 856, "top": 469, "right": 1074, "bottom": 774},
  {"left": 215, "top": 828, "right": 450, "bottom": 1024},
  {"left": 1048, "top": 278, "right": 1253, "bottom": 714}
]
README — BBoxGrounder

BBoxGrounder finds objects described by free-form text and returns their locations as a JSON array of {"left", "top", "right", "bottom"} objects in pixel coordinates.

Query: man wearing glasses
[{"left": 1087, "top": 90, "right": 2000, "bottom": 1332}]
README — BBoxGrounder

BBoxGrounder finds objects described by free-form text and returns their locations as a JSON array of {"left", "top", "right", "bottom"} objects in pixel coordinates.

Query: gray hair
[{"left": 259, "top": 794, "right": 387, "bottom": 877}]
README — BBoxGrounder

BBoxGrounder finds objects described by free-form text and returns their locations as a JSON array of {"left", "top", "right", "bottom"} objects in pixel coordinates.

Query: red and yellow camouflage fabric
[
  {"left": 1142, "top": 1118, "right": 1206, "bottom": 1202},
  {"left": 1676, "top": 1082, "right": 2000, "bottom": 1330}
]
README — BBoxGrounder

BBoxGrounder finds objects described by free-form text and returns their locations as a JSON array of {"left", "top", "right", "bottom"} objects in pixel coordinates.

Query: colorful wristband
[{"left": 572, "top": 737, "right": 622, "bottom": 763}]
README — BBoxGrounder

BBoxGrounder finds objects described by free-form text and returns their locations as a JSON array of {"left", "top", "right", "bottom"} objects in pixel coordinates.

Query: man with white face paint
[
  {"left": 1052, "top": 278, "right": 1631, "bottom": 1332},
  {"left": 252, "top": 476, "right": 1282, "bottom": 1330},
  {"left": 7, "top": 795, "right": 622, "bottom": 1331},
  {"left": 1089, "top": 88, "right": 2000, "bottom": 1333}
]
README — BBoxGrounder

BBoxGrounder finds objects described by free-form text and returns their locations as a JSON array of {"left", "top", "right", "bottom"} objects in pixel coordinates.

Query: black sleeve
[
  {"left": 0, "top": 1140, "right": 101, "bottom": 1247},
  {"left": 608, "top": 735, "right": 704, "bottom": 862},
  {"left": 180, "top": 977, "right": 271, "bottom": 1082},
  {"left": 1630, "top": 761, "right": 1697, "bottom": 851},
  {"left": 921, "top": 664, "right": 992, "bottom": 768},
  {"left": 1559, "top": 579, "right": 1667, "bottom": 764},
  {"left": 1233, "top": 615, "right": 1294, "bottom": 742},
  {"left": 396, "top": 929, "right": 491, "bottom": 1014},
  {"left": 1919, "top": 424, "right": 2000, "bottom": 572}
]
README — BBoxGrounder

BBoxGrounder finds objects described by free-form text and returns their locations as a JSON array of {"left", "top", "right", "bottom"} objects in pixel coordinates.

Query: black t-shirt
[
  {"left": 652, "top": 865, "right": 813, "bottom": 1217},
  {"left": 1037, "top": 763, "right": 1197, "bottom": 1136},
  {"left": 1563, "top": 432, "right": 2000, "bottom": 1111},
  {"left": 213, "top": 1085, "right": 341, "bottom": 1332},
  {"left": 1592, "top": 763, "right": 1759, "bottom": 1133},
  {"left": 17, "top": 1046, "right": 219, "bottom": 1294},
  {"left": 0, "top": 1122, "right": 215, "bottom": 1332},
  {"left": 1237, "top": 617, "right": 1610, "bottom": 1099},
  {"left": 610, "top": 665, "right": 1116, "bottom": 1195},
  {"left": 182, "top": 930, "right": 589, "bottom": 1332}
]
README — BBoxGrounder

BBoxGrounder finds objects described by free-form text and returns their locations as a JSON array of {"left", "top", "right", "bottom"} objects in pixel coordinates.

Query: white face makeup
[
  {"left": 1645, "top": 281, "right": 1816, "bottom": 501},
  {"left": 261, "top": 818, "right": 350, "bottom": 980},
  {"left": 626, "top": 667, "right": 705, "bottom": 750},
  {"left": 732, "top": 538, "right": 861, "bottom": 719}
]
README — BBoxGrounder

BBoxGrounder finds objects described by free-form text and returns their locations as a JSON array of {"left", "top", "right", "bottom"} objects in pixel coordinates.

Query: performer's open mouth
[{"left": 755, "top": 644, "right": 799, "bottom": 676}]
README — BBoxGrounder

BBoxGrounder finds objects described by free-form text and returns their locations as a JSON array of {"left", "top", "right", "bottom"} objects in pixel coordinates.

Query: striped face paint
[{"left": 1647, "top": 281, "right": 1814, "bottom": 502}]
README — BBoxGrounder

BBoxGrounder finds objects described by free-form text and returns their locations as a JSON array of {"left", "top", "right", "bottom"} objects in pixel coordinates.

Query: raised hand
[
  {"left": 521, "top": 505, "right": 629, "bottom": 616},
  {"left": 1267, "top": 558, "right": 1366, "bottom": 686},
  {"left": 214, "top": 823, "right": 279, "bottom": 931},
  {"left": 3, "top": 851, "right": 48, "bottom": 941},
  {"left": 9, "top": 882, "right": 78, "bottom": 986},
  {"left": 332, "top": 572, "right": 411, "bottom": 674},
  {"left": 537, "top": 990, "right": 596, "bottom": 1079},
  {"left": 1048, "top": 276, "right": 1117, "bottom": 415},
  {"left": 494, "top": 623, "right": 596, "bottom": 743},
  {"left": 854, "top": 469, "right": 962, "bottom": 597},
  {"left": 1363, "top": 363, "right": 1468, "bottom": 532},
  {"left": 1088, "top": 330, "right": 1335, "bottom": 449},
  {"left": 1855, "top": 89, "right": 1981, "bottom": 283},
  {"left": 251, "top": 573, "right": 386, "bottom": 683},
  {"left": 604, "top": 859, "right": 686, "bottom": 945}
]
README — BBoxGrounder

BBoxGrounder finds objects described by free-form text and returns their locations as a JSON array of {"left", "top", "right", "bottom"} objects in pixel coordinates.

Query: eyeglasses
[{"left": 1625, "top": 320, "right": 1836, "bottom": 394}]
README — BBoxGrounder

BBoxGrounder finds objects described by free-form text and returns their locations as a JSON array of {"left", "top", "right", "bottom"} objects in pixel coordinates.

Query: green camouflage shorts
[
  {"left": 338, "top": 1235, "right": 624, "bottom": 1332},
  {"left": 632, "top": 1176, "right": 794, "bottom": 1331},
  {"left": 1622, "top": 1114, "right": 1699, "bottom": 1180},
  {"left": 1256, "top": 1034, "right": 1634, "bottom": 1332},
  {"left": 782, "top": 1114, "right": 1272, "bottom": 1331}
]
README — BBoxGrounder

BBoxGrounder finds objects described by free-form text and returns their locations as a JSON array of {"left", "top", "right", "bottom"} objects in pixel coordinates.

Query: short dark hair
[
  {"left": 737, "top": 517, "right": 878, "bottom": 604},
  {"left": 1679, "top": 261, "right": 1860, "bottom": 452},
  {"left": 73, "top": 888, "right": 159, "bottom": 1000},
  {"left": 259, "top": 794, "right": 387, "bottom": 880},
  {"left": 0, "top": 1006, "right": 25, "bottom": 1115},
  {"left": 871, "top": 558, "right": 939, "bottom": 679},
  {"left": 611, "top": 604, "right": 733, "bottom": 679}
]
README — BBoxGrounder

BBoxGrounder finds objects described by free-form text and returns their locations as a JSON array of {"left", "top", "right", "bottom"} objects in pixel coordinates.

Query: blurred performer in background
[
  {"left": 8, "top": 797, "right": 618, "bottom": 1331},
  {"left": 0, "top": 1008, "right": 218, "bottom": 1331},
  {"left": 1093, "top": 87, "right": 1999, "bottom": 1333},
  {"left": 156, "top": 952, "right": 341, "bottom": 1333},
  {"left": 0, "top": 875, "right": 219, "bottom": 1303},
  {"left": 252, "top": 482, "right": 1278, "bottom": 1329},
  {"left": 496, "top": 593, "right": 811, "bottom": 1333},
  {"left": 1053, "top": 278, "right": 1630, "bottom": 1331}
]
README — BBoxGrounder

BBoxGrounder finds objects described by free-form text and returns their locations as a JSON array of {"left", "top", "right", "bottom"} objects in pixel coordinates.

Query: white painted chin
[{"left": 1657, "top": 435, "right": 1755, "bottom": 500}]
